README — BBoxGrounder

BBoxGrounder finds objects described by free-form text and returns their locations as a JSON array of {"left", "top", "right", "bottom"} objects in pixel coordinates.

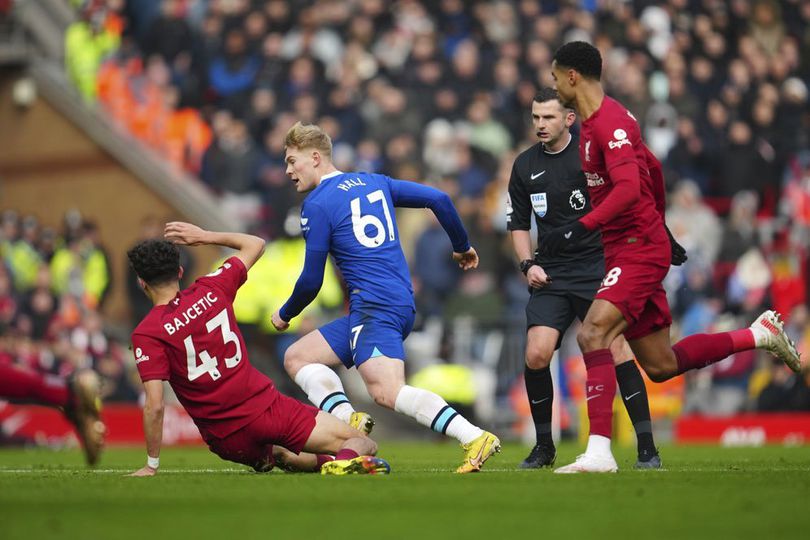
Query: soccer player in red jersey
[
  {"left": 126, "top": 222, "right": 389, "bottom": 476},
  {"left": 545, "top": 41, "right": 802, "bottom": 473},
  {"left": 0, "top": 364, "right": 105, "bottom": 465}
]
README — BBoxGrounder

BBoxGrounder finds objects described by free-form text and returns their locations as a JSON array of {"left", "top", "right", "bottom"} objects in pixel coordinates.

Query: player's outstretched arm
[
  {"left": 164, "top": 222, "right": 265, "bottom": 271},
  {"left": 128, "top": 380, "right": 164, "bottom": 477},
  {"left": 389, "top": 179, "right": 472, "bottom": 257},
  {"left": 272, "top": 249, "right": 329, "bottom": 331}
]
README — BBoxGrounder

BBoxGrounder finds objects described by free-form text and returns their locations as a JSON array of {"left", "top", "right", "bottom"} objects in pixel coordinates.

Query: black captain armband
[{"left": 519, "top": 259, "right": 537, "bottom": 275}]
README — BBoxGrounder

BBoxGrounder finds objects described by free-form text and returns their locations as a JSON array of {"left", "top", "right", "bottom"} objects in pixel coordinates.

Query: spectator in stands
[
  {"left": 413, "top": 214, "right": 463, "bottom": 319},
  {"left": 201, "top": 118, "right": 262, "bottom": 227},
  {"left": 18, "top": 266, "right": 57, "bottom": 341},
  {"left": 208, "top": 28, "right": 260, "bottom": 114},
  {"left": 0, "top": 264, "right": 16, "bottom": 335},
  {"left": 666, "top": 180, "right": 723, "bottom": 266},
  {"left": 5, "top": 215, "right": 42, "bottom": 292},
  {"left": 65, "top": 3, "right": 120, "bottom": 103},
  {"left": 716, "top": 191, "right": 761, "bottom": 289},
  {"left": 141, "top": 0, "right": 192, "bottom": 65}
]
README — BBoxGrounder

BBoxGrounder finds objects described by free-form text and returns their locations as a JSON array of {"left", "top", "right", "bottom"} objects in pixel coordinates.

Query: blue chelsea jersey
[{"left": 301, "top": 172, "right": 414, "bottom": 308}]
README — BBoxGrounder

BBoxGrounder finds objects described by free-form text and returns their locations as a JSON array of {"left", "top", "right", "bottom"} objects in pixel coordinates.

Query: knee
[
  {"left": 644, "top": 364, "right": 674, "bottom": 383},
  {"left": 362, "top": 438, "right": 378, "bottom": 456},
  {"left": 609, "top": 341, "right": 633, "bottom": 365},
  {"left": 367, "top": 384, "right": 395, "bottom": 409},
  {"left": 577, "top": 323, "right": 609, "bottom": 352},
  {"left": 283, "top": 344, "right": 305, "bottom": 375},
  {"left": 525, "top": 346, "right": 553, "bottom": 370}
]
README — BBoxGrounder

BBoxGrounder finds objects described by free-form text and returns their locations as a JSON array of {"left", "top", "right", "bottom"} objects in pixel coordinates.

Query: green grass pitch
[{"left": 1, "top": 442, "right": 808, "bottom": 540}]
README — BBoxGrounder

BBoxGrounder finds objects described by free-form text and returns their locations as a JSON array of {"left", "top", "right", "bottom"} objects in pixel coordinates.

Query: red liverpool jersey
[
  {"left": 579, "top": 96, "right": 665, "bottom": 249},
  {"left": 132, "top": 257, "right": 276, "bottom": 438}
]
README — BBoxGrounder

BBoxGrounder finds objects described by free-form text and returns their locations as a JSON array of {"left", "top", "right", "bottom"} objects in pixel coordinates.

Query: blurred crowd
[
  {"left": 44, "top": 0, "right": 810, "bottom": 414},
  {"left": 0, "top": 210, "right": 142, "bottom": 403}
]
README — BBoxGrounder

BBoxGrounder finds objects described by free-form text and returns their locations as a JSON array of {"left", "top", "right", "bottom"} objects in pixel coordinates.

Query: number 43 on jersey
[{"left": 183, "top": 308, "right": 242, "bottom": 381}]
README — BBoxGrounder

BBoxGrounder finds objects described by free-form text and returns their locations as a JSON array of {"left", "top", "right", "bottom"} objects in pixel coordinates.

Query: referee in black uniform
[{"left": 507, "top": 88, "right": 661, "bottom": 469}]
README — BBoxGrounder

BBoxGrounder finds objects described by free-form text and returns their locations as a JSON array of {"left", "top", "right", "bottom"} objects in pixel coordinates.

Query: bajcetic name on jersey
[{"left": 163, "top": 291, "right": 220, "bottom": 336}]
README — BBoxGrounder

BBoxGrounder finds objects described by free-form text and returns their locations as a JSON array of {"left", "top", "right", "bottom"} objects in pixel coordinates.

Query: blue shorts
[{"left": 319, "top": 303, "right": 415, "bottom": 368}]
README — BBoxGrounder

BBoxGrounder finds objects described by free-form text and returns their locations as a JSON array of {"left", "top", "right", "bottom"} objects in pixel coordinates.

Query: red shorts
[
  {"left": 199, "top": 392, "right": 319, "bottom": 471},
  {"left": 597, "top": 240, "right": 672, "bottom": 341}
]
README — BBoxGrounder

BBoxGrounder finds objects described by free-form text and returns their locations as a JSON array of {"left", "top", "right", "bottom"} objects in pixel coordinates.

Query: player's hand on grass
[
  {"left": 665, "top": 225, "right": 688, "bottom": 266},
  {"left": 128, "top": 466, "right": 157, "bottom": 477},
  {"left": 271, "top": 309, "right": 290, "bottom": 331},
  {"left": 526, "top": 265, "right": 551, "bottom": 289},
  {"left": 540, "top": 221, "right": 587, "bottom": 257},
  {"left": 164, "top": 222, "right": 209, "bottom": 246},
  {"left": 453, "top": 247, "right": 479, "bottom": 270}
]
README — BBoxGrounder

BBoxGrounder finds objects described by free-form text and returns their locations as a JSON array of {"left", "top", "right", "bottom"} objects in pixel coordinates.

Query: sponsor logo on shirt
[
  {"left": 585, "top": 172, "right": 605, "bottom": 186},
  {"left": 135, "top": 347, "right": 150, "bottom": 364},
  {"left": 530, "top": 192, "right": 548, "bottom": 217},
  {"left": 608, "top": 138, "right": 631, "bottom": 150},
  {"left": 608, "top": 128, "right": 631, "bottom": 150},
  {"left": 506, "top": 194, "right": 513, "bottom": 222}
]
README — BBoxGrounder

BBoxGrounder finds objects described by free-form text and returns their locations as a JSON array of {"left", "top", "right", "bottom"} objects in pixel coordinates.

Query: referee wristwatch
[{"left": 519, "top": 259, "right": 537, "bottom": 275}]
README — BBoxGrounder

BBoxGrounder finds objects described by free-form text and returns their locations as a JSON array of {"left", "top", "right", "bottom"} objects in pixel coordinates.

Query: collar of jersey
[
  {"left": 543, "top": 132, "right": 573, "bottom": 155},
  {"left": 320, "top": 170, "right": 344, "bottom": 182}
]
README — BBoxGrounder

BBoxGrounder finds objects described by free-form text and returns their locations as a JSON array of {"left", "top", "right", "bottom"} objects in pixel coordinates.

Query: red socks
[
  {"left": 583, "top": 349, "right": 616, "bottom": 439},
  {"left": 0, "top": 364, "right": 69, "bottom": 407},
  {"left": 316, "top": 454, "right": 335, "bottom": 470},
  {"left": 673, "top": 329, "right": 755, "bottom": 374},
  {"left": 335, "top": 448, "right": 359, "bottom": 461}
]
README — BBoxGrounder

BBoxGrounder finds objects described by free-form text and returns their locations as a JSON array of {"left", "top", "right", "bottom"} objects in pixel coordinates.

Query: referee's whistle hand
[{"left": 527, "top": 266, "right": 551, "bottom": 288}]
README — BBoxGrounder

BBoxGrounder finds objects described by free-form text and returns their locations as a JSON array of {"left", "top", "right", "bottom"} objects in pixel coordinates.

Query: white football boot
[
  {"left": 554, "top": 453, "right": 618, "bottom": 474},
  {"left": 751, "top": 310, "right": 802, "bottom": 373}
]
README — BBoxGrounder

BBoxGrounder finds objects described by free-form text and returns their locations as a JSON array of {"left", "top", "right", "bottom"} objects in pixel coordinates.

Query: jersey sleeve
[
  {"left": 595, "top": 112, "right": 641, "bottom": 172},
  {"left": 300, "top": 201, "right": 331, "bottom": 252},
  {"left": 388, "top": 178, "right": 470, "bottom": 253},
  {"left": 643, "top": 144, "right": 667, "bottom": 218},
  {"left": 506, "top": 162, "right": 532, "bottom": 231},
  {"left": 278, "top": 248, "right": 328, "bottom": 321},
  {"left": 131, "top": 333, "right": 170, "bottom": 382},
  {"left": 196, "top": 256, "right": 247, "bottom": 303}
]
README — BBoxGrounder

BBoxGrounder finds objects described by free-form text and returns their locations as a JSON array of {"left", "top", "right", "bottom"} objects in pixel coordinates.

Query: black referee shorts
[{"left": 525, "top": 255, "right": 604, "bottom": 349}]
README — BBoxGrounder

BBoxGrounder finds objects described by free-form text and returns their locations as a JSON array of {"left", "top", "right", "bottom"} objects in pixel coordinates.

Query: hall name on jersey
[
  {"left": 164, "top": 291, "right": 219, "bottom": 336},
  {"left": 336, "top": 178, "right": 367, "bottom": 191}
]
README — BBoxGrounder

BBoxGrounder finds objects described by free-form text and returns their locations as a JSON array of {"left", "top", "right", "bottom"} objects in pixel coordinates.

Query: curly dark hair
[
  {"left": 553, "top": 41, "right": 602, "bottom": 80},
  {"left": 127, "top": 239, "right": 180, "bottom": 286}
]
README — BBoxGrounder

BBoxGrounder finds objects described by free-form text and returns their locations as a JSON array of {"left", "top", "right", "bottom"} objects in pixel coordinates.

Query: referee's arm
[
  {"left": 507, "top": 165, "right": 550, "bottom": 288},
  {"left": 506, "top": 164, "right": 533, "bottom": 261},
  {"left": 511, "top": 229, "right": 534, "bottom": 261}
]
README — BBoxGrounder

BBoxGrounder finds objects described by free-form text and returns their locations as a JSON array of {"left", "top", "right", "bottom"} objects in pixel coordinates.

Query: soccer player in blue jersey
[{"left": 270, "top": 122, "right": 500, "bottom": 473}]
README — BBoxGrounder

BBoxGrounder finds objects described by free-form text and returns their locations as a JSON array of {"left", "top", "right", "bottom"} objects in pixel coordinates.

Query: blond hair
[{"left": 284, "top": 121, "right": 332, "bottom": 159}]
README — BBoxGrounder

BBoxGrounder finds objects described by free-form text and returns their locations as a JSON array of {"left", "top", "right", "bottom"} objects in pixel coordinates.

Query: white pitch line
[{"left": 0, "top": 468, "right": 248, "bottom": 474}]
